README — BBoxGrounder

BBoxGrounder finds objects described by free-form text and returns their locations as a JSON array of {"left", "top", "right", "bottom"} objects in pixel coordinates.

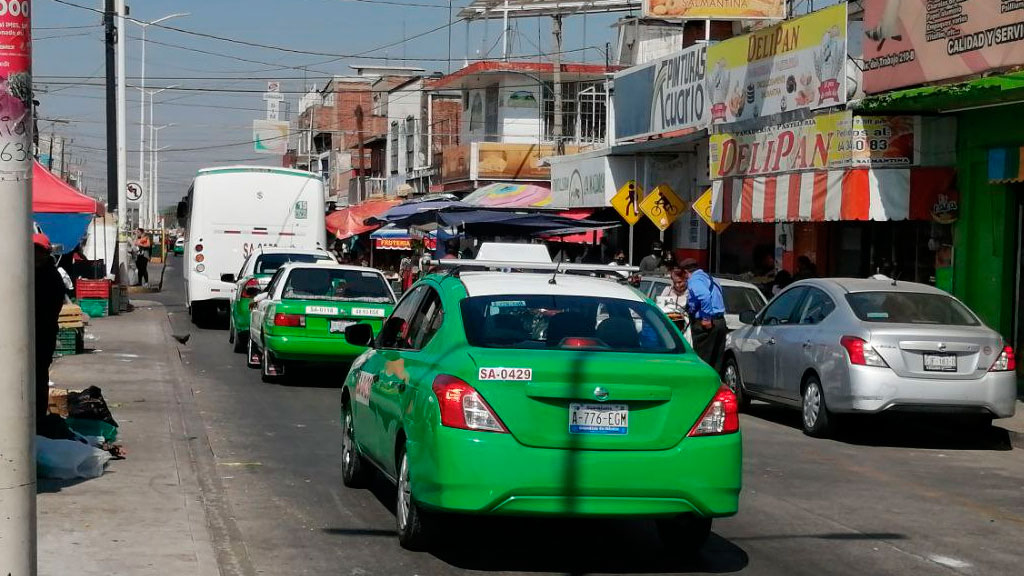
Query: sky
[{"left": 33, "top": 0, "right": 624, "bottom": 209}]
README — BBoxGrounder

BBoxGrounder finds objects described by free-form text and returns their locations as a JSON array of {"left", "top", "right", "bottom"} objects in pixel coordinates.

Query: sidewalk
[
  {"left": 995, "top": 400, "right": 1024, "bottom": 449},
  {"left": 38, "top": 300, "right": 220, "bottom": 576}
]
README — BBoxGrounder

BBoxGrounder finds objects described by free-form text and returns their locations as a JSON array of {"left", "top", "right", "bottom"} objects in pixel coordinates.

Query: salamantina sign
[{"left": 614, "top": 44, "right": 709, "bottom": 142}]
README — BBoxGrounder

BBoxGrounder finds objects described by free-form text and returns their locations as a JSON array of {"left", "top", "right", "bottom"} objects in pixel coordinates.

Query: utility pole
[
  {"left": 0, "top": 2, "right": 37, "bottom": 574},
  {"left": 552, "top": 14, "right": 564, "bottom": 156},
  {"left": 105, "top": 0, "right": 117, "bottom": 215},
  {"left": 116, "top": 0, "right": 129, "bottom": 273}
]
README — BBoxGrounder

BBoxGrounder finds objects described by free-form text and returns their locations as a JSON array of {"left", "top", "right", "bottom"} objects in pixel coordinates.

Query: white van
[{"left": 181, "top": 166, "right": 327, "bottom": 325}]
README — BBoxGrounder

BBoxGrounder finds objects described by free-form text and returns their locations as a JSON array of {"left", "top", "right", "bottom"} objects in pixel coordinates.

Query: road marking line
[{"left": 928, "top": 555, "right": 972, "bottom": 570}]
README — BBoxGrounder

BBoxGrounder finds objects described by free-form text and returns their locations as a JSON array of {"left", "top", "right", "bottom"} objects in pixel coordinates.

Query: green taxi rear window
[{"left": 460, "top": 295, "right": 685, "bottom": 353}]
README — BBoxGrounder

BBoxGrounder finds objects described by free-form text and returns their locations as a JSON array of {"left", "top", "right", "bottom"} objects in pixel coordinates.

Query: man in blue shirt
[{"left": 681, "top": 258, "right": 727, "bottom": 371}]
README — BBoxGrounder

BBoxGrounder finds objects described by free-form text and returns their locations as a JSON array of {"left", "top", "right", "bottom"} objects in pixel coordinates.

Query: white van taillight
[
  {"left": 195, "top": 254, "right": 205, "bottom": 263},
  {"left": 194, "top": 243, "right": 204, "bottom": 252},
  {"left": 990, "top": 346, "right": 1016, "bottom": 372},
  {"left": 688, "top": 386, "right": 739, "bottom": 437}
]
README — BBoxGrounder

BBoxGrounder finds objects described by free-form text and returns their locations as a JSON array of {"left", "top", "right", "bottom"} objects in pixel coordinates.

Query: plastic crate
[
  {"left": 79, "top": 298, "right": 109, "bottom": 318},
  {"left": 75, "top": 279, "right": 111, "bottom": 300}
]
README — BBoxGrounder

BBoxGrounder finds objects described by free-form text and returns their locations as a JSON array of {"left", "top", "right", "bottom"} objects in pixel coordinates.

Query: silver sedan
[{"left": 723, "top": 278, "right": 1017, "bottom": 437}]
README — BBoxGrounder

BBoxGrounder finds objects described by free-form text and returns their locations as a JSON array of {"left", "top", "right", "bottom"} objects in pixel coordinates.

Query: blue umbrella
[{"left": 364, "top": 199, "right": 474, "bottom": 227}]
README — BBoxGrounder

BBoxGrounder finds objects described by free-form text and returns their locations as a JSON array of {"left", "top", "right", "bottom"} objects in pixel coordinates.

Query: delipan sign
[
  {"left": 644, "top": 0, "right": 785, "bottom": 21},
  {"left": 710, "top": 112, "right": 919, "bottom": 179},
  {"left": 863, "top": 0, "right": 1024, "bottom": 93},
  {"left": 706, "top": 3, "right": 847, "bottom": 125},
  {"left": 614, "top": 44, "right": 709, "bottom": 143}
]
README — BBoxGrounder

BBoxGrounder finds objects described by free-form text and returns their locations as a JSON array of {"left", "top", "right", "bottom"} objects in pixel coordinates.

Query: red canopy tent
[
  {"left": 32, "top": 161, "right": 100, "bottom": 214},
  {"left": 325, "top": 198, "right": 400, "bottom": 240}
]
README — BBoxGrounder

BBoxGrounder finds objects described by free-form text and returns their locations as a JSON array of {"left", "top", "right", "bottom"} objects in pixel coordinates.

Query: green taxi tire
[
  {"left": 656, "top": 515, "right": 712, "bottom": 556},
  {"left": 340, "top": 402, "right": 371, "bottom": 488},
  {"left": 231, "top": 321, "right": 248, "bottom": 354},
  {"left": 397, "top": 447, "right": 435, "bottom": 551}
]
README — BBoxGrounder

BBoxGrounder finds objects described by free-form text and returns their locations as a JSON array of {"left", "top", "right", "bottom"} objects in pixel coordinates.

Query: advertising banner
[
  {"left": 614, "top": 44, "right": 709, "bottom": 143},
  {"left": 0, "top": 1, "right": 31, "bottom": 176},
  {"left": 706, "top": 3, "right": 847, "bottom": 125},
  {"left": 551, "top": 155, "right": 608, "bottom": 208},
  {"left": 863, "top": 0, "right": 1024, "bottom": 94},
  {"left": 643, "top": 0, "right": 785, "bottom": 21},
  {"left": 710, "top": 112, "right": 919, "bottom": 179},
  {"left": 253, "top": 120, "right": 290, "bottom": 155},
  {"left": 475, "top": 142, "right": 577, "bottom": 181}
]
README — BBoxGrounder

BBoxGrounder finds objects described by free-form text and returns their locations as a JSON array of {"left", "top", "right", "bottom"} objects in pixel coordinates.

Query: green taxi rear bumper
[
  {"left": 408, "top": 428, "right": 741, "bottom": 518},
  {"left": 264, "top": 332, "right": 368, "bottom": 362}
]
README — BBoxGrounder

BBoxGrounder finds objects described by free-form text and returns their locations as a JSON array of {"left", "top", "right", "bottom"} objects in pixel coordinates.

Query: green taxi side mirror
[
  {"left": 738, "top": 310, "right": 757, "bottom": 325},
  {"left": 221, "top": 273, "right": 236, "bottom": 283},
  {"left": 345, "top": 323, "right": 375, "bottom": 348}
]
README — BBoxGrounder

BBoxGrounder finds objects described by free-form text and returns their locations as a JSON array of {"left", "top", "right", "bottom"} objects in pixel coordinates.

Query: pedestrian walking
[
  {"left": 34, "top": 233, "right": 66, "bottom": 434},
  {"left": 638, "top": 242, "right": 663, "bottom": 274},
  {"left": 657, "top": 265, "right": 691, "bottom": 344},
  {"left": 681, "top": 258, "right": 727, "bottom": 371},
  {"left": 134, "top": 227, "right": 152, "bottom": 286}
]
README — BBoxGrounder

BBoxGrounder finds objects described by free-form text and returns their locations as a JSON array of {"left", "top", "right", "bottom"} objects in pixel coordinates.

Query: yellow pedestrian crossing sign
[
  {"left": 640, "top": 185, "right": 687, "bottom": 231},
  {"left": 611, "top": 180, "right": 642, "bottom": 226},
  {"left": 692, "top": 187, "right": 730, "bottom": 234}
]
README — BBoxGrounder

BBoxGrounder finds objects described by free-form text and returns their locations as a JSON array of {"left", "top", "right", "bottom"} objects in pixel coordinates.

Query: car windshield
[
  {"left": 461, "top": 295, "right": 685, "bottom": 353},
  {"left": 254, "top": 253, "right": 330, "bottom": 275},
  {"left": 845, "top": 291, "right": 979, "bottom": 326},
  {"left": 282, "top": 269, "right": 393, "bottom": 303},
  {"left": 723, "top": 286, "right": 765, "bottom": 315}
]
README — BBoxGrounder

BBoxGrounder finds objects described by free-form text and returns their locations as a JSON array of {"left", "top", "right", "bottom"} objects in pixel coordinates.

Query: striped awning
[
  {"left": 988, "top": 147, "right": 1024, "bottom": 183},
  {"left": 711, "top": 168, "right": 957, "bottom": 223}
]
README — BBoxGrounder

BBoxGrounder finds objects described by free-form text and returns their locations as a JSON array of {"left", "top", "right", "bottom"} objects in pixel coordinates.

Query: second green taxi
[{"left": 248, "top": 261, "right": 396, "bottom": 381}]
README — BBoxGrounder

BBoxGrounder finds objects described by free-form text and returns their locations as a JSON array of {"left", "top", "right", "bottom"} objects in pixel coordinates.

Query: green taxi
[
  {"left": 226, "top": 248, "right": 333, "bottom": 353},
  {"left": 339, "top": 264, "right": 742, "bottom": 552},
  {"left": 248, "top": 262, "right": 396, "bottom": 381}
]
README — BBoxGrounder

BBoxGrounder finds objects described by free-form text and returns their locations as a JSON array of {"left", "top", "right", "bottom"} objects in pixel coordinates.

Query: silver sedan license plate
[
  {"left": 329, "top": 320, "right": 354, "bottom": 334},
  {"left": 569, "top": 403, "right": 628, "bottom": 435},
  {"left": 923, "top": 353, "right": 956, "bottom": 372}
]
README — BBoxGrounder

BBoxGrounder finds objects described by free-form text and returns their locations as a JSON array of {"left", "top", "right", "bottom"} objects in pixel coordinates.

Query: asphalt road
[{"left": 155, "top": 259, "right": 1024, "bottom": 576}]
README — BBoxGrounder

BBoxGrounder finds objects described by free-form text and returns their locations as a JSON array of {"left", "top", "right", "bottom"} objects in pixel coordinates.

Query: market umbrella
[
  {"left": 433, "top": 209, "right": 618, "bottom": 237},
  {"left": 325, "top": 198, "right": 400, "bottom": 239},
  {"left": 365, "top": 199, "right": 474, "bottom": 227}
]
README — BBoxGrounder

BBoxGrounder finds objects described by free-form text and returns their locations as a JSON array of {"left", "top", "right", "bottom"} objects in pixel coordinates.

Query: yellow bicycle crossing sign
[{"left": 640, "top": 184, "right": 687, "bottom": 231}]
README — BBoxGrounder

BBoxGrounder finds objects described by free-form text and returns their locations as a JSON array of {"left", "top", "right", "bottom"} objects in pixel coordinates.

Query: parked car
[
  {"left": 224, "top": 247, "right": 334, "bottom": 352},
  {"left": 638, "top": 275, "right": 768, "bottom": 331},
  {"left": 722, "top": 278, "right": 1017, "bottom": 437},
  {"left": 247, "top": 262, "right": 396, "bottom": 382},
  {"left": 339, "top": 258, "right": 741, "bottom": 552}
]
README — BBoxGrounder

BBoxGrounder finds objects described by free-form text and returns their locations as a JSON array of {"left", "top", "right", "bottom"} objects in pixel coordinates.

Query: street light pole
[
  {"left": 116, "top": 0, "right": 129, "bottom": 280},
  {"left": 134, "top": 12, "right": 188, "bottom": 229},
  {"left": 152, "top": 125, "right": 173, "bottom": 227}
]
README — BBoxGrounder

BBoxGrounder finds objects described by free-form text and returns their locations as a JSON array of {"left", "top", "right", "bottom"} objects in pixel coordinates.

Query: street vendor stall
[{"left": 33, "top": 161, "right": 102, "bottom": 255}]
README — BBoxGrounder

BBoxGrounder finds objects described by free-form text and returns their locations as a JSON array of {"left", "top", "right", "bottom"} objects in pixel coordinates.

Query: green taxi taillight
[{"left": 274, "top": 313, "right": 305, "bottom": 328}]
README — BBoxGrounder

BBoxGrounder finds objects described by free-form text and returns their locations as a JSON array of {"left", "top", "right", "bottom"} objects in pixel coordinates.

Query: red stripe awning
[{"left": 710, "top": 168, "right": 957, "bottom": 223}]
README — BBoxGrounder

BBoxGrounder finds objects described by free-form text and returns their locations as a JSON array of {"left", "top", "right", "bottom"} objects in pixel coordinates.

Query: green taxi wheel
[
  {"left": 231, "top": 324, "right": 247, "bottom": 354},
  {"left": 396, "top": 446, "right": 434, "bottom": 551},
  {"left": 656, "top": 515, "right": 712, "bottom": 556},
  {"left": 341, "top": 402, "right": 371, "bottom": 488}
]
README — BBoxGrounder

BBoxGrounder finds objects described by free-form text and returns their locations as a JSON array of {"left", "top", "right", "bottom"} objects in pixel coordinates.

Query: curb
[{"left": 997, "top": 426, "right": 1024, "bottom": 450}]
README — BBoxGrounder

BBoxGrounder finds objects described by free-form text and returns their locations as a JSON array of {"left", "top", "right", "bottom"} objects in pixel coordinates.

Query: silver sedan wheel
[
  {"left": 342, "top": 411, "right": 354, "bottom": 469},
  {"left": 723, "top": 363, "right": 740, "bottom": 394},
  {"left": 803, "top": 383, "right": 822, "bottom": 429},
  {"left": 397, "top": 454, "right": 411, "bottom": 531}
]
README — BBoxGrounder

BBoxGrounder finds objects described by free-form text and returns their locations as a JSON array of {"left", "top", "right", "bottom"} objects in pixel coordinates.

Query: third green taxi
[
  {"left": 248, "top": 261, "right": 396, "bottom": 381},
  {"left": 339, "top": 248, "right": 742, "bottom": 552}
]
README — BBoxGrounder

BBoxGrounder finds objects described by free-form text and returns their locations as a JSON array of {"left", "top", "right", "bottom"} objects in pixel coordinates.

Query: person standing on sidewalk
[
  {"left": 134, "top": 228, "right": 152, "bottom": 286},
  {"left": 34, "top": 233, "right": 65, "bottom": 432},
  {"left": 681, "top": 258, "right": 727, "bottom": 371}
]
